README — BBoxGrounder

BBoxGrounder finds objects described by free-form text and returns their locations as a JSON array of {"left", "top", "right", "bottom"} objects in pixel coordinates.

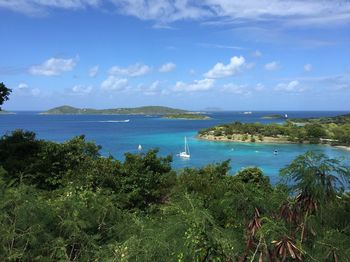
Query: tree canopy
[
  {"left": 0, "top": 82, "right": 11, "bottom": 110},
  {"left": 0, "top": 129, "right": 349, "bottom": 261}
]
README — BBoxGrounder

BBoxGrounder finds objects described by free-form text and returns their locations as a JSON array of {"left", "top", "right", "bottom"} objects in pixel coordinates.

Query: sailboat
[
  {"left": 178, "top": 137, "right": 190, "bottom": 158},
  {"left": 138, "top": 144, "right": 142, "bottom": 151}
]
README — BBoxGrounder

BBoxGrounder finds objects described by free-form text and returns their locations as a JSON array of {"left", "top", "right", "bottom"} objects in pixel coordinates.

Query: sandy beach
[{"left": 198, "top": 134, "right": 350, "bottom": 150}]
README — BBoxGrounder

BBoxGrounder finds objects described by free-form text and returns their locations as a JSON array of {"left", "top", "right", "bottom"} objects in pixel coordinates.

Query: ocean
[{"left": 1, "top": 111, "right": 349, "bottom": 183}]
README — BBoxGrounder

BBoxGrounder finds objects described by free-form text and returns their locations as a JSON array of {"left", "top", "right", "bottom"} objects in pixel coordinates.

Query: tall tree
[{"left": 0, "top": 82, "right": 12, "bottom": 110}]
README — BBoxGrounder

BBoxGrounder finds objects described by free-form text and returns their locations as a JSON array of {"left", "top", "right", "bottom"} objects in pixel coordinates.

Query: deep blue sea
[{"left": 1, "top": 111, "right": 349, "bottom": 183}]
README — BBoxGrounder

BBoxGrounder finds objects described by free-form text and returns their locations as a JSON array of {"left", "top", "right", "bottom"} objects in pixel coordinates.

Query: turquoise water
[{"left": 1, "top": 111, "right": 349, "bottom": 183}]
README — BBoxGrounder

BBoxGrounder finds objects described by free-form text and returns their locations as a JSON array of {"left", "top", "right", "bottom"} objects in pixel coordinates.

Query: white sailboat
[
  {"left": 138, "top": 144, "right": 142, "bottom": 151},
  {"left": 178, "top": 136, "right": 190, "bottom": 158}
]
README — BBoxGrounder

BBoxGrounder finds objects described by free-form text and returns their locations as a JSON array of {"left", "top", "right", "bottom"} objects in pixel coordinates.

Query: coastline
[
  {"left": 197, "top": 134, "right": 350, "bottom": 150},
  {"left": 163, "top": 116, "right": 211, "bottom": 120},
  {"left": 197, "top": 134, "right": 298, "bottom": 144},
  {"left": 334, "top": 145, "right": 350, "bottom": 151}
]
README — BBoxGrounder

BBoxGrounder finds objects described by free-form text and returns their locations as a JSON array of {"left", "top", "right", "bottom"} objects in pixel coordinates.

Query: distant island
[
  {"left": 290, "top": 114, "right": 350, "bottom": 125},
  {"left": 41, "top": 105, "right": 188, "bottom": 115},
  {"left": 261, "top": 114, "right": 286, "bottom": 119},
  {"left": 163, "top": 113, "right": 211, "bottom": 120},
  {"left": 198, "top": 114, "right": 350, "bottom": 148}
]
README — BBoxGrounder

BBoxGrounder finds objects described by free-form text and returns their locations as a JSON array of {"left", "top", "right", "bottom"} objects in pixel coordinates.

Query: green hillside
[
  {"left": 41, "top": 105, "right": 188, "bottom": 115},
  {"left": 290, "top": 114, "right": 350, "bottom": 125}
]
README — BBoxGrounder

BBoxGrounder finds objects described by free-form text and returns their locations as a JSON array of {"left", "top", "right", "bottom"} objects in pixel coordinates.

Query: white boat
[
  {"left": 178, "top": 137, "right": 190, "bottom": 158},
  {"left": 100, "top": 119, "right": 130, "bottom": 123},
  {"left": 284, "top": 114, "right": 288, "bottom": 118},
  {"left": 138, "top": 144, "right": 142, "bottom": 151},
  {"left": 243, "top": 111, "right": 252, "bottom": 115}
]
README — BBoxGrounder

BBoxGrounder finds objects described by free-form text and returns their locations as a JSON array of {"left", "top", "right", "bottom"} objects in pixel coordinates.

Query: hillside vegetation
[
  {"left": 199, "top": 114, "right": 350, "bottom": 146},
  {"left": 41, "top": 105, "right": 188, "bottom": 115},
  {"left": 163, "top": 113, "right": 211, "bottom": 120},
  {"left": 0, "top": 130, "right": 349, "bottom": 261},
  {"left": 290, "top": 113, "right": 350, "bottom": 125}
]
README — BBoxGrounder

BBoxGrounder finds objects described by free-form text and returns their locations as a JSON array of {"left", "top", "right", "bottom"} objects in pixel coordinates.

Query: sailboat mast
[
  {"left": 185, "top": 136, "right": 190, "bottom": 154},
  {"left": 187, "top": 140, "right": 190, "bottom": 155}
]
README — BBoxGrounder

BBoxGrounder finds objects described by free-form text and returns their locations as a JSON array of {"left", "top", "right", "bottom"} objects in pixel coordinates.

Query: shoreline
[
  {"left": 163, "top": 117, "right": 211, "bottom": 120},
  {"left": 333, "top": 145, "right": 350, "bottom": 151},
  {"left": 197, "top": 134, "right": 350, "bottom": 150}
]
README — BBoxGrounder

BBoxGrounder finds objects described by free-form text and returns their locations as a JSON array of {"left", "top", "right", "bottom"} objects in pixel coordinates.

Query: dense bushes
[
  {"left": 0, "top": 130, "right": 350, "bottom": 261},
  {"left": 199, "top": 120, "right": 350, "bottom": 146}
]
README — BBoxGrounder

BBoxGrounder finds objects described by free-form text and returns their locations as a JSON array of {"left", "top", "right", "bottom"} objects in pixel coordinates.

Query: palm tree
[
  {"left": 0, "top": 82, "right": 11, "bottom": 110},
  {"left": 280, "top": 151, "right": 350, "bottom": 242}
]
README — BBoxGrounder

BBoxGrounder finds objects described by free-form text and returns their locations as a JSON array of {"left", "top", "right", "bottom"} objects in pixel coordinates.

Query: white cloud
[
  {"left": 18, "top": 83, "right": 29, "bottom": 89},
  {"left": 89, "top": 65, "right": 99, "bottom": 77},
  {"left": 204, "top": 56, "right": 246, "bottom": 79},
  {"left": 275, "top": 80, "right": 304, "bottom": 92},
  {"left": 264, "top": 61, "right": 279, "bottom": 71},
  {"left": 138, "top": 80, "right": 163, "bottom": 95},
  {"left": 15, "top": 83, "right": 42, "bottom": 97},
  {"left": 2, "top": 1, "right": 350, "bottom": 27},
  {"left": 29, "top": 57, "right": 77, "bottom": 76},
  {"left": 158, "top": 62, "right": 176, "bottom": 73},
  {"left": 112, "top": 0, "right": 350, "bottom": 27},
  {"left": 173, "top": 78, "right": 215, "bottom": 92},
  {"left": 111, "top": 0, "right": 211, "bottom": 23},
  {"left": 221, "top": 83, "right": 264, "bottom": 95},
  {"left": 304, "top": 64, "right": 312, "bottom": 72},
  {"left": 101, "top": 76, "right": 128, "bottom": 91},
  {"left": 0, "top": 0, "right": 100, "bottom": 15},
  {"left": 72, "top": 85, "right": 93, "bottom": 94},
  {"left": 108, "top": 63, "right": 151, "bottom": 77},
  {"left": 198, "top": 43, "right": 245, "bottom": 50},
  {"left": 221, "top": 83, "right": 251, "bottom": 95}
]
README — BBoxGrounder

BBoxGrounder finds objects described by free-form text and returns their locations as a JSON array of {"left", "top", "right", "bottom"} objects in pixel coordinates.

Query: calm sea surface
[{"left": 1, "top": 111, "right": 349, "bottom": 183}]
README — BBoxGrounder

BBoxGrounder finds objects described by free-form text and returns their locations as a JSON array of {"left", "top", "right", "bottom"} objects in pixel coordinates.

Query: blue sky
[{"left": 1, "top": 0, "right": 350, "bottom": 111}]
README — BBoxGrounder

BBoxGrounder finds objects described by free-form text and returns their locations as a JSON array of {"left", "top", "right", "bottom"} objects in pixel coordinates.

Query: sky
[{"left": 1, "top": 0, "right": 350, "bottom": 111}]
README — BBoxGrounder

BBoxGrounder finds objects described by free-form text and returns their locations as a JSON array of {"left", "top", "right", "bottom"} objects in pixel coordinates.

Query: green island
[
  {"left": 198, "top": 114, "right": 350, "bottom": 148},
  {"left": 261, "top": 114, "right": 285, "bottom": 119},
  {"left": 290, "top": 114, "right": 350, "bottom": 124},
  {"left": 41, "top": 105, "right": 188, "bottom": 115},
  {"left": 0, "top": 129, "right": 349, "bottom": 261},
  {"left": 163, "top": 113, "right": 211, "bottom": 120}
]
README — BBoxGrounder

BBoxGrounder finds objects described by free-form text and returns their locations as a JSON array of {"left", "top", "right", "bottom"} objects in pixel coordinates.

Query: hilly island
[
  {"left": 41, "top": 105, "right": 187, "bottom": 115},
  {"left": 41, "top": 105, "right": 210, "bottom": 119},
  {"left": 198, "top": 114, "right": 350, "bottom": 148}
]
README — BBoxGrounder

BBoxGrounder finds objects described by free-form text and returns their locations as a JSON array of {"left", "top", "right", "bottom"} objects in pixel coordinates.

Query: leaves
[{"left": 0, "top": 133, "right": 349, "bottom": 261}]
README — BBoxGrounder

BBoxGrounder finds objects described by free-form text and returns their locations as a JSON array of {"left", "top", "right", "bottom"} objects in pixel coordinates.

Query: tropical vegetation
[
  {"left": 41, "top": 105, "right": 188, "bottom": 115},
  {"left": 163, "top": 113, "right": 210, "bottom": 120},
  {"left": 0, "top": 129, "right": 349, "bottom": 261},
  {"left": 0, "top": 82, "right": 12, "bottom": 111},
  {"left": 199, "top": 115, "right": 350, "bottom": 146}
]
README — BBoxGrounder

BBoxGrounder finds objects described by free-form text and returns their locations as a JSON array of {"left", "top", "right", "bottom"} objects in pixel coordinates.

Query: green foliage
[
  {"left": 234, "top": 167, "right": 271, "bottom": 190},
  {"left": 280, "top": 151, "right": 350, "bottom": 203},
  {"left": 0, "top": 82, "right": 12, "bottom": 110},
  {"left": 42, "top": 105, "right": 187, "bottom": 115},
  {"left": 199, "top": 116, "right": 350, "bottom": 146},
  {"left": 0, "top": 131, "right": 349, "bottom": 261},
  {"left": 163, "top": 113, "right": 210, "bottom": 120},
  {"left": 305, "top": 124, "right": 327, "bottom": 144},
  {"left": 119, "top": 149, "right": 176, "bottom": 210},
  {"left": 0, "top": 130, "right": 42, "bottom": 183}
]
